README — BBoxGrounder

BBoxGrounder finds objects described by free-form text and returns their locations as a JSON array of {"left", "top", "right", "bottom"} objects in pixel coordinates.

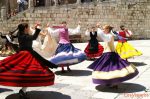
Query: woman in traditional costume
[
  {"left": 88, "top": 25, "right": 138, "bottom": 88},
  {"left": 84, "top": 26, "right": 104, "bottom": 60},
  {"left": 115, "top": 25, "right": 142, "bottom": 59},
  {"left": 0, "top": 23, "right": 57, "bottom": 99},
  {"left": 48, "top": 21, "right": 87, "bottom": 73}
]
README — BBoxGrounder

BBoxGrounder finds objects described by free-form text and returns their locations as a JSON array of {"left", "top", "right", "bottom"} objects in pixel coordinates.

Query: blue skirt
[{"left": 49, "top": 43, "right": 87, "bottom": 66}]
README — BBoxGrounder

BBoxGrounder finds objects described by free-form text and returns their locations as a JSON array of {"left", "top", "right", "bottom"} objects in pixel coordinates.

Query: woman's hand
[
  {"left": 96, "top": 22, "right": 101, "bottom": 28},
  {"left": 40, "top": 30, "right": 47, "bottom": 36},
  {"left": 35, "top": 22, "right": 41, "bottom": 29},
  {"left": 46, "top": 23, "right": 51, "bottom": 28}
]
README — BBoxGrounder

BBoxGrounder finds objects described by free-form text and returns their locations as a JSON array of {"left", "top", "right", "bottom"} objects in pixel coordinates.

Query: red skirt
[
  {"left": 0, "top": 51, "right": 55, "bottom": 87},
  {"left": 84, "top": 43, "right": 104, "bottom": 58}
]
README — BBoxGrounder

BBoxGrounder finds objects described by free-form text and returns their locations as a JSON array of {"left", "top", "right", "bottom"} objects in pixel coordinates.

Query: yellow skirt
[{"left": 116, "top": 42, "right": 142, "bottom": 59}]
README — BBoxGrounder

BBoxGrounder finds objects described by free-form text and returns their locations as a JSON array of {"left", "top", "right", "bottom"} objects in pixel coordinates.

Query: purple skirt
[{"left": 88, "top": 52, "right": 138, "bottom": 85}]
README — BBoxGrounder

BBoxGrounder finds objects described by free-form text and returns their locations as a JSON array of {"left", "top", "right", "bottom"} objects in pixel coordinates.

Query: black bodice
[
  {"left": 88, "top": 32, "right": 99, "bottom": 52},
  {"left": 18, "top": 28, "right": 40, "bottom": 50},
  {"left": 90, "top": 32, "right": 97, "bottom": 40}
]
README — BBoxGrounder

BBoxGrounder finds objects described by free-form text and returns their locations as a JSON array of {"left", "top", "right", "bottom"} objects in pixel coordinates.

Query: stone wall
[{"left": 0, "top": 0, "right": 150, "bottom": 41}]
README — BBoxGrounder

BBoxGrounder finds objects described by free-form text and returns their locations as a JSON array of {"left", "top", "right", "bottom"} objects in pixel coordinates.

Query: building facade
[{"left": 0, "top": 0, "right": 150, "bottom": 40}]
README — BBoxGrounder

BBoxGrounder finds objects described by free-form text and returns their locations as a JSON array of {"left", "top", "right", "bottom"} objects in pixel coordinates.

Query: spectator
[
  {"left": 7, "top": 13, "right": 11, "bottom": 19},
  {"left": 10, "top": 9, "right": 15, "bottom": 17},
  {"left": 17, "top": 0, "right": 28, "bottom": 12},
  {"left": 81, "top": 0, "right": 92, "bottom": 3},
  {"left": 53, "top": 0, "right": 61, "bottom": 6}
]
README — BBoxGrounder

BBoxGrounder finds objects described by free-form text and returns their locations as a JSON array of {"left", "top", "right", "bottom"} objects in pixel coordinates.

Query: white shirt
[
  {"left": 47, "top": 25, "right": 81, "bottom": 36},
  {"left": 97, "top": 28, "right": 112, "bottom": 42}
]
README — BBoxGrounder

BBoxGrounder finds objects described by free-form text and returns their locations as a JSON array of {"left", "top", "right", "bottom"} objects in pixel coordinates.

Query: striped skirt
[
  {"left": 0, "top": 50, "right": 56, "bottom": 87},
  {"left": 49, "top": 43, "right": 87, "bottom": 66}
]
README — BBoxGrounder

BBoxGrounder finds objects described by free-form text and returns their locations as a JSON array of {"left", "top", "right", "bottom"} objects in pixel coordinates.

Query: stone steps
[{"left": 0, "top": 1, "right": 150, "bottom": 40}]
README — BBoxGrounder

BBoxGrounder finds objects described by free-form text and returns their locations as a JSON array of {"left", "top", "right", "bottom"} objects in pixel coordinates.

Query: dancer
[
  {"left": 115, "top": 25, "right": 142, "bottom": 59},
  {"left": 31, "top": 25, "right": 57, "bottom": 58},
  {"left": 84, "top": 26, "right": 104, "bottom": 60},
  {"left": 48, "top": 21, "right": 87, "bottom": 73},
  {"left": 0, "top": 31, "right": 18, "bottom": 57},
  {"left": 0, "top": 23, "right": 57, "bottom": 99},
  {"left": 88, "top": 25, "right": 138, "bottom": 88}
]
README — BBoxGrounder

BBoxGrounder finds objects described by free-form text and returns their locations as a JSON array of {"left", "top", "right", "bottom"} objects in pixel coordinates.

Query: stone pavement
[{"left": 0, "top": 40, "right": 150, "bottom": 99}]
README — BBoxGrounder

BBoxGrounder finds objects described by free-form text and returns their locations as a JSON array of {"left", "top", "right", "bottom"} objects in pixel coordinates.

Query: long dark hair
[
  {"left": 17, "top": 23, "right": 29, "bottom": 36},
  {"left": 9, "top": 27, "right": 18, "bottom": 35},
  {"left": 120, "top": 25, "right": 125, "bottom": 30}
]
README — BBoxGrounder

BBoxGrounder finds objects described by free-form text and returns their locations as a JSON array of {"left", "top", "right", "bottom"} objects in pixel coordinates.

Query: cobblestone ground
[{"left": 0, "top": 40, "right": 150, "bottom": 99}]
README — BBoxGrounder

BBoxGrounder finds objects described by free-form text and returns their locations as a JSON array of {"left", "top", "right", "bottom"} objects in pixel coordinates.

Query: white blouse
[
  {"left": 97, "top": 28, "right": 112, "bottom": 42},
  {"left": 47, "top": 25, "right": 81, "bottom": 36}
]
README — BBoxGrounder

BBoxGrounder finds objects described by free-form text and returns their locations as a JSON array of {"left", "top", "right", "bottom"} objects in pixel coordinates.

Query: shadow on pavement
[
  {"left": 95, "top": 83, "right": 146, "bottom": 93},
  {"left": 55, "top": 70, "right": 92, "bottom": 76},
  {"left": 0, "top": 88, "right": 13, "bottom": 93},
  {"left": 130, "top": 62, "right": 147, "bottom": 66},
  {"left": 5, "top": 91, "right": 71, "bottom": 99}
]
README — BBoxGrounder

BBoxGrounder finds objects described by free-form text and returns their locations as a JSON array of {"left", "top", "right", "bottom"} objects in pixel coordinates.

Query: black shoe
[
  {"left": 19, "top": 89, "right": 30, "bottom": 99},
  {"left": 67, "top": 67, "right": 72, "bottom": 72}
]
